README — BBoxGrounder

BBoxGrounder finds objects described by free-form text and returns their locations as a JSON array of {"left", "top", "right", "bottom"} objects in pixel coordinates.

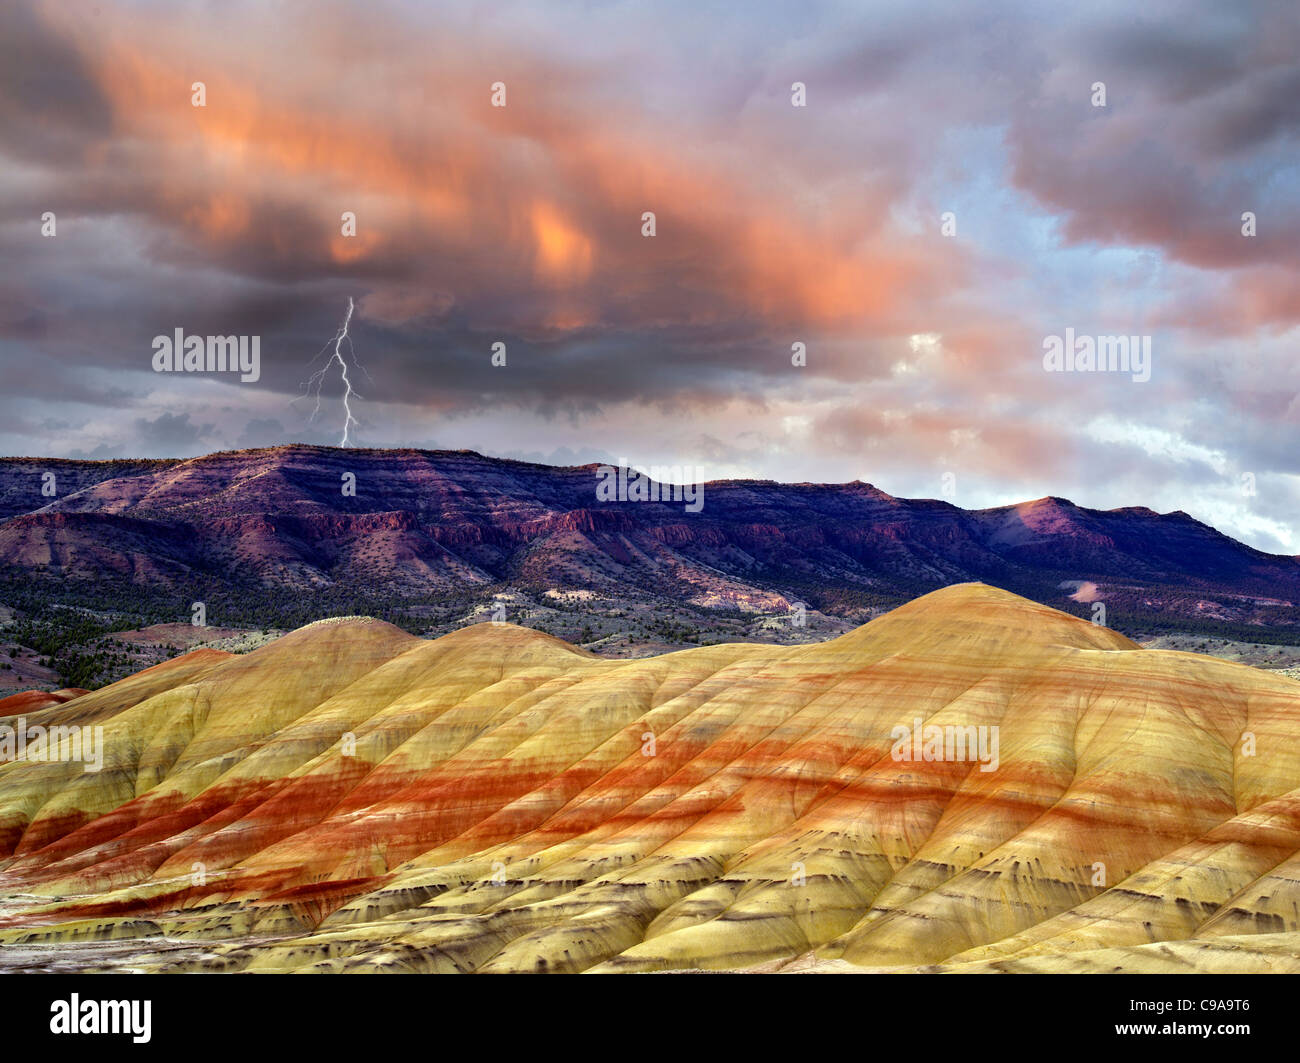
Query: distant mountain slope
[
  {"left": 1, "top": 584, "right": 1300, "bottom": 973},
  {"left": 0, "top": 445, "right": 1296, "bottom": 634},
  {"left": 0, "top": 458, "right": 176, "bottom": 521}
]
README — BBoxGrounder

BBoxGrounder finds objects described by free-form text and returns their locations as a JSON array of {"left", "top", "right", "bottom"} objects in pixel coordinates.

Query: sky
[{"left": 1, "top": 0, "right": 1297, "bottom": 552}]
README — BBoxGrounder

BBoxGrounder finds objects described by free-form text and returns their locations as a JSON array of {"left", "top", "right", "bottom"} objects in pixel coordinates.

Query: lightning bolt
[{"left": 295, "top": 297, "right": 371, "bottom": 447}]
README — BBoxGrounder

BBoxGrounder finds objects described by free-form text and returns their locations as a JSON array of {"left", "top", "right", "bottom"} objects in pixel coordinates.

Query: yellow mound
[{"left": 0, "top": 584, "right": 1298, "bottom": 974}]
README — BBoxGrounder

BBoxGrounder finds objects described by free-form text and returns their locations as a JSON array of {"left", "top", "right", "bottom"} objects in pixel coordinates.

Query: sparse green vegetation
[{"left": 3, "top": 563, "right": 1299, "bottom": 691}]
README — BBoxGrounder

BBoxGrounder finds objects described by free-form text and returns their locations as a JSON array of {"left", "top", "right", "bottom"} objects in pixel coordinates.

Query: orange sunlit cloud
[{"left": 4, "top": 0, "right": 1297, "bottom": 553}]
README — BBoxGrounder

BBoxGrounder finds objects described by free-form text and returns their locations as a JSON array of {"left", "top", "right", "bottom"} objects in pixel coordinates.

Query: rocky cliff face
[
  {"left": 1, "top": 584, "right": 1299, "bottom": 973},
  {"left": 0, "top": 446, "right": 1296, "bottom": 632}
]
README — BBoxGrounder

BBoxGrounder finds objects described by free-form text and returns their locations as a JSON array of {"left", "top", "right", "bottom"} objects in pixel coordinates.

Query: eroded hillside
[{"left": 1, "top": 584, "right": 1299, "bottom": 973}]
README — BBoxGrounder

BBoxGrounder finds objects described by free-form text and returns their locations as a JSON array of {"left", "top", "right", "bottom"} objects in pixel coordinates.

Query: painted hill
[
  {"left": 1, "top": 583, "right": 1299, "bottom": 973},
  {"left": 0, "top": 446, "right": 1296, "bottom": 637}
]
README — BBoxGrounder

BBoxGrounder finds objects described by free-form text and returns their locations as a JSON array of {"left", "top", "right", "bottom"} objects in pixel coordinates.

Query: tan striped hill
[{"left": 1, "top": 583, "right": 1299, "bottom": 973}]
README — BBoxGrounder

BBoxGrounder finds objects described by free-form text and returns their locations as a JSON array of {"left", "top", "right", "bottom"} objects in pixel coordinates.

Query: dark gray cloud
[
  {"left": 133, "top": 412, "right": 215, "bottom": 453},
  {"left": 0, "top": 0, "right": 1295, "bottom": 551}
]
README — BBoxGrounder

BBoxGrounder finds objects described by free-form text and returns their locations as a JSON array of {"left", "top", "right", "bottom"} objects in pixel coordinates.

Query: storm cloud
[{"left": 0, "top": 0, "right": 1296, "bottom": 551}]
